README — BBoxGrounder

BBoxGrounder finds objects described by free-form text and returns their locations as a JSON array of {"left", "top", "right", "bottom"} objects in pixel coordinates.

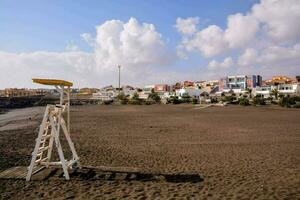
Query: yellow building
[{"left": 269, "top": 76, "right": 294, "bottom": 85}]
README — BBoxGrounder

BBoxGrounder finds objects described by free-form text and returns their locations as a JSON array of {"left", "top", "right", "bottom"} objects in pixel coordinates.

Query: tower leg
[
  {"left": 26, "top": 106, "right": 49, "bottom": 181},
  {"left": 60, "top": 118, "right": 81, "bottom": 169},
  {"left": 50, "top": 115, "right": 70, "bottom": 180}
]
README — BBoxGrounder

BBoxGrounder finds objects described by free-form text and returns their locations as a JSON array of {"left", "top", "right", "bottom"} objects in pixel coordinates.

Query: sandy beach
[{"left": 0, "top": 104, "right": 300, "bottom": 199}]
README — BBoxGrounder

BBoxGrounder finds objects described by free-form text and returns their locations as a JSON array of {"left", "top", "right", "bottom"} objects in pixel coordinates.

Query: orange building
[
  {"left": 265, "top": 76, "right": 295, "bottom": 86},
  {"left": 183, "top": 80, "right": 194, "bottom": 88}
]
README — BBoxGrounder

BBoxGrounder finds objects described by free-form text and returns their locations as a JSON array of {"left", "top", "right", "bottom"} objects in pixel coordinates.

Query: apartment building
[
  {"left": 219, "top": 75, "right": 262, "bottom": 93},
  {"left": 278, "top": 84, "right": 300, "bottom": 96},
  {"left": 154, "top": 84, "right": 170, "bottom": 94}
]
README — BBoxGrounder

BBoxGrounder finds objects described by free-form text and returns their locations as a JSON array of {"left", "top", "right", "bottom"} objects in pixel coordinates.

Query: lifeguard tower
[{"left": 26, "top": 79, "right": 81, "bottom": 181}]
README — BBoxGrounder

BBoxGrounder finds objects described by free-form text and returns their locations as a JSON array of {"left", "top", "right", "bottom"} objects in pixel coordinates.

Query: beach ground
[{"left": 0, "top": 104, "right": 299, "bottom": 199}]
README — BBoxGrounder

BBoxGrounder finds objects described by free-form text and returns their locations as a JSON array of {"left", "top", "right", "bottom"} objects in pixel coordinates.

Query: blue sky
[
  {"left": 0, "top": 0, "right": 257, "bottom": 53},
  {"left": 0, "top": 0, "right": 299, "bottom": 88}
]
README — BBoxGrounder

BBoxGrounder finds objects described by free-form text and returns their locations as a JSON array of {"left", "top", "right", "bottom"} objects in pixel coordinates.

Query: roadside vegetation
[{"left": 112, "top": 90, "right": 300, "bottom": 108}]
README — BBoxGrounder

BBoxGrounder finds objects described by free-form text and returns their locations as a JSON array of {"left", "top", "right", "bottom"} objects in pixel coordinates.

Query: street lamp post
[{"left": 118, "top": 65, "right": 121, "bottom": 95}]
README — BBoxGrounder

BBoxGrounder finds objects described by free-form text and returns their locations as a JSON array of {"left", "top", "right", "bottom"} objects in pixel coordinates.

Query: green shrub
[
  {"left": 129, "top": 92, "right": 142, "bottom": 105},
  {"left": 148, "top": 92, "right": 161, "bottom": 103},
  {"left": 279, "top": 96, "right": 300, "bottom": 108},
  {"left": 103, "top": 100, "right": 113, "bottom": 105},
  {"left": 239, "top": 97, "right": 249, "bottom": 106},
  {"left": 168, "top": 96, "right": 182, "bottom": 104},
  {"left": 222, "top": 96, "right": 234, "bottom": 103},
  {"left": 252, "top": 95, "right": 266, "bottom": 105},
  {"left": 293, "top": 102, "right": 300, "bottom": 108},
  {"left": 144, "top": 98, "right": 155, "bottom": 105},
  {"left": 192, "top": 98, "right": 198, "bottom": 104},
  {"left": 117, "top": 92, "right": 128, "bottom": 104},
  {"left": 181, "top": 93, "right": 191, "bottom": 103},
  {"left": 210, "top": 97, "right": 218, "bottom": 103}
]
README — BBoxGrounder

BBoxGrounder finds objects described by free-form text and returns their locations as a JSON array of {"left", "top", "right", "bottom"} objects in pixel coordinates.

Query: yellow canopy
[{"left": 32, "top": 78, "right": 73, "bottom": 87}]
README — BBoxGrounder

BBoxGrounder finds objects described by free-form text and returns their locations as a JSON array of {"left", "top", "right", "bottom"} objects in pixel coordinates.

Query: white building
[
  {"left": 253, "top": 86, "right": 274, "bottom": 98},
  {"left": 92, "top": 91, "right": 115, "bottom": 101},
  {"left": 122, "top": 85, "right": 136, "bottom": 97},
  {"left": 175, "top": 88, "right": 203, "bottom": 99},
  {"left": 278, "top": 84, "right": 300, "bottom": 95},
  {"left": 138, "top": 85, "right": 155, "bottom": 99}
]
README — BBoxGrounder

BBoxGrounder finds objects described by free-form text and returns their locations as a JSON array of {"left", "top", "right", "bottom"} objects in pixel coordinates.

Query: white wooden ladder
[{"left": 26, "top": 84, "right": 81, "bottom": 181}]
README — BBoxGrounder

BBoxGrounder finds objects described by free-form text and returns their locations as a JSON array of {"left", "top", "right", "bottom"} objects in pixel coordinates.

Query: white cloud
[
  {"left": 94, "top": 17, "right": 173, "bottom": 71},
  {"left": 0, "top": 18, "right": 176, "bottom": 88},
  {"left": 65, "top": 41, "right": 81, "bottom": 52},
  {"left": 182, "top": 25, "right": 229, "bottom": 57},
  {"left": 238, "top": 48, "right": 259, "bottom": 66},
  {"left": 177, "top": 13, "right": 259, "bottom": 57},
  {"left": 0, "top": 51, "right": 97, "bottom": 88},
  {"left": 175, "top": 17, "right": 199, "bottom": 35},
  {"left": 238, "top": 44, "right": 300, "bottom": 67},
  {"left": 80, "top": 33, "right": 95, "bottom": 47},
  {"left": 252, "top": 0, "right": 300, "bottom": 43},
  {"left": 177, "top": 0, "right": 300, "bottom": 57},
  {"left": 208, "top": 57, "right": 234, "bottom": 70},
  {"left": 224, "top": 13, "right": 259, "bottom": 48}
]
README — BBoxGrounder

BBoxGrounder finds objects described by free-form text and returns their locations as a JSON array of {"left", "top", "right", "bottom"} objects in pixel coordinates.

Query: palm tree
[
  {"left": 246, "top": 88, "right": 252, "bottom": 99},
  {"left": 271, "top": 89, "right": 279, "bottom": 100}
]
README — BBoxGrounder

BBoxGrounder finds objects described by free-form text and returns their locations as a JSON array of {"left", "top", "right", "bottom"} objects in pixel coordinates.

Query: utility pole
[{"left": 118, "top": 65, "right": 121, "bottom": 94}]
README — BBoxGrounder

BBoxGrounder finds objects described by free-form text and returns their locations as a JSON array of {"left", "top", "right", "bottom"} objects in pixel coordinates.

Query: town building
[
  {"left": 122, "top": 85, "right": 136, "bottom": 97},
  {"left": 219, "top": 75, "right": 262, "bottom": 93},
  {"left": 175, "top": 88, "right": 203, "bottom": 99},
  {"left": 252, "top": 86, "right": 276, "bottom": 98},
  {"left": 278, "top": 83, "right": 300, "bottom": 96},
  {"left": 193, "top": 81, "right": 204, "bottom": 89},
  {"left": 92, "top": 91, "right": 115, "bottom": 101},
  {"left": 182, "top": 81, "right": 194, "bottom": 88},
  {"left": 1, "top": 88, "right": 49, "bottom": 97},
  {"left": 138, "top": 85, "right": 155, "bottom": 99},
  {"left": 265, "top": 76, "right": 295, "bottom": 86},
  {"left": 172, "top": 82, "right": 182, "bottom": 90},
  {"left": 154, "top": 84, "right": 170, "bottom": 96},
  {"left": 0, "top": 90, "right": 5, "bottom": 97},
  {"left": 79, "top": 88, "right": 99, "bottom": 95}
]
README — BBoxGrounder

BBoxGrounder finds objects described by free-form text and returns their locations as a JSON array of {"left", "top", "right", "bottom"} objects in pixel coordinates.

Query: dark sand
[{"left": 0, "top": 105, "right": 299, "bottom": 199}]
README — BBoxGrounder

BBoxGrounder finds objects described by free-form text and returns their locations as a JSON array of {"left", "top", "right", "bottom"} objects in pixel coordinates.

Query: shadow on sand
[{"left": 49, "top": 167, "right": 203, "bottom": 183}]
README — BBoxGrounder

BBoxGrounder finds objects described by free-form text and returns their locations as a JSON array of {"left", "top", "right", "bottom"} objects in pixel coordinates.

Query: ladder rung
[
  {"left": 41, "top": 135, "right": 51, "bottom": 143},
  {"left": 37, "top": 152, "right": 43, "bottom": 157},
  {"left": 68, "top": 159, "right": 78, "bottom": 167},
  {"left": 42, "top": 133, "right": 51, "bottom": 138},
  {"left": 35, "top": 157, "right": 48, "bottom": 164},
  {"left": 38, "top": 146, "right": 50, "bottom": 152}
]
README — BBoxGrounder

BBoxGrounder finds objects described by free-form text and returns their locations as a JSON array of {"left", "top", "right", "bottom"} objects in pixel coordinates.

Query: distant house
[
  {"left": 79, "top": 88, "right": 99, "bottom": 95},
  {"left": 92, "top": 91, "right": 115, "bottom": 101},
  {"left": 193, "top": 81, "right": 204, "bottom": 89},
  {"left": 253, "top": 86, "right": 274, "bottom": 98},
  {"left": 154, "top": 84, "right": 170, "bottom": 96},
  {"left": 278, "top": 84, "right": 300, "bottom": 96},
  {"left": 2, "top": 88, "right": 45, "bottom": 97},
  {"left": 175, "top": 88, "right": 203, "bottom": 99},
  {"left": 122, "top": 85, "right": 136, "bottom": 97},
  {"left": 265, "top": 76, "right": 295, "bottom": 86},
  {"left": 219, "top": 75, "right": 262, "bottom": 93},
  {"left": 0, "top": 90, "right": 5, "bottom": 97},
  {"left": 172, "top": 82, "right": 182, "bottom": 90},
  {"left": 138, "top": 85, "right": 155, "bottom": 99},
  {"left": 183, "top": 81, "right": 194, "bottom": 88}
]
